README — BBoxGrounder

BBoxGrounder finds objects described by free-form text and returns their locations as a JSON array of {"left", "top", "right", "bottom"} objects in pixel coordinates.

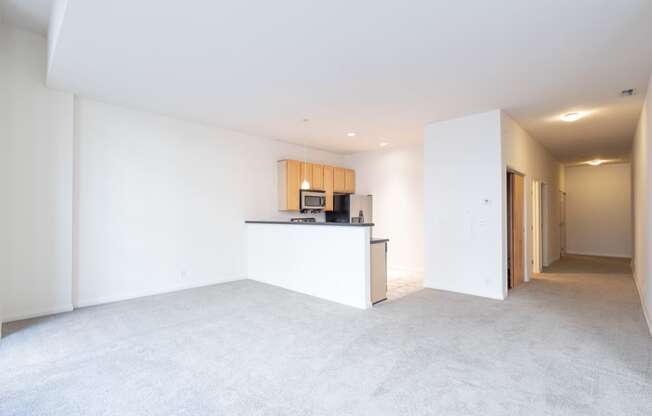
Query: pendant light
[{"left": 300, "top": 118, "right": 310, "bottom": 190}]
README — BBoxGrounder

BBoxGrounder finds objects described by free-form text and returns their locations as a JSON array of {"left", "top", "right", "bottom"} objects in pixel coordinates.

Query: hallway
[{"left": 543, "top": 254, "right": 632, "bottom": 275}]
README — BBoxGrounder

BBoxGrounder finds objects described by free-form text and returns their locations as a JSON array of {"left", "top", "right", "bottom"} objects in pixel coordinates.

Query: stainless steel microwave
[{"left": 300, "top": 190, "right": 326, "bottom": 211}]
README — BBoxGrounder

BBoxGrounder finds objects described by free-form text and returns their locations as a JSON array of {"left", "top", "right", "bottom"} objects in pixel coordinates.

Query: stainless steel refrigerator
[{"left": 326, "top": 194, "right": 373, "bottom": 225}]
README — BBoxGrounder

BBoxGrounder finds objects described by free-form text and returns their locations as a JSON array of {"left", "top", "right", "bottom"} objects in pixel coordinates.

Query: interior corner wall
[
  {"left": 1, "top": 22, "right": 346, "bottom": 319},
  {"left": 631, "top": 73, "right": 652, "bottom": 335},
  {"left": 74, "top": 98, "right": 344, "bottom": 308},
  {"left": 565, "top": 163, "right": 632, "bottom": 258},
  {"left": 0, "top": 24, "right": 74, "bottom": 322},
  {"left": 424, "top": 110, "right": 504, "bottom": 300},
  {"left": 500, "top": 111, "right": 562, "bottom": 283},
  {"left": 343, "top": 144, "right": 424, "bottom": 273}
]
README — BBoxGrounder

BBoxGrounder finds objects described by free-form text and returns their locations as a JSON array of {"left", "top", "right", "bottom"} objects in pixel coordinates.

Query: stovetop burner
[{"left": 290, "top": 217, "right": 316, "bottom": 223}]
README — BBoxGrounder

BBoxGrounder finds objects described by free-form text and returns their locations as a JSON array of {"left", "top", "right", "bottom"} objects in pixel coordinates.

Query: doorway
[{"left": 507, "top": 171, "right": 525, "bottom": 289}]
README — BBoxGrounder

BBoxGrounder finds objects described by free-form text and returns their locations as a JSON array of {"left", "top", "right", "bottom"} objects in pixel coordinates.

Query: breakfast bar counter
[{"left": 245, "top": 221, "right": 373, "bottom": 309}]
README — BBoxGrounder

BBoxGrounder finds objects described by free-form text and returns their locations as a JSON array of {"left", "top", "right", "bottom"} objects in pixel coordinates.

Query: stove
[{"left": 290, "top": 217, "right": 316, "bottom": 223}]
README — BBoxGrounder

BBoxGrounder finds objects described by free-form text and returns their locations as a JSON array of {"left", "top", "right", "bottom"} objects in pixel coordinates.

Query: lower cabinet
[{"left": 370, "top": 241, "right": 388, "bottom": 304}]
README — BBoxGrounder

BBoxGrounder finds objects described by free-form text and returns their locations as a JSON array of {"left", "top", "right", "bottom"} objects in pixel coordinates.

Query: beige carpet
[
  {"left": 1, "top": 256, "right": 650, "bottom": 415},
  {"left": 543, "top": 254, "right": 632, "bottom": 274}
]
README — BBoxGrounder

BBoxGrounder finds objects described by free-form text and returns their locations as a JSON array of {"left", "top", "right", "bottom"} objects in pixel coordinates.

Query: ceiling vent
[{"left": 620, "top": 88, "right": 636, "bottom": 97}]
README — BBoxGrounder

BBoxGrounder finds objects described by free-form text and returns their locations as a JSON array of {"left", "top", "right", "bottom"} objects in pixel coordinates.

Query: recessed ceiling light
[
  {"left": 620, "top": 88, "right": 636, "bottom": 97},
  {"left": 587, "top": 159, "right": 604, "bottom": 166},
  {"left": 379, "top": 142, "right": 388, "bottom": 147},
  {"left": 347, "top": 132, "right": 356, "bottom": 137},
  {"left": 561, "top": 112, "right": 584, "bottom": 122}
]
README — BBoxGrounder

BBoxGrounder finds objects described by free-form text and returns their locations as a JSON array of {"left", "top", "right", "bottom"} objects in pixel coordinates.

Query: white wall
[
  {"left": 424, "top": 111, "right": 504, "bottom": 299},
  {"left": 424, "top": 110, "right": 561, "bottom": 301},
  {"left": 501, "top": 112, "right": 563, "bottom": 281},
  {"left": 74, "top": 98, "right": 343, "bottom": 307},
  {"left": 247, "top": 224, "right": 371, "bottom": 309},
  {"left": 1, "top": 22, "right": 345, "bottom": 318},
  {"left": 631, "top": 73, "right": 652, "bottom": 335},
  {"left": 0, "top": 24, "right": 74, "bottom": 322},
  {"left": 344, "top": 144, "right": 424, "bottom": 273},
  {"left": 565, "top": 163, "right": 632, "bottom": 258}
]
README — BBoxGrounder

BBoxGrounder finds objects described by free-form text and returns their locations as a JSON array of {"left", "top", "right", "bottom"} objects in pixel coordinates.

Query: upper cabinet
[
  {"left": 312, "top": 164, "right": 324, "bottom": 190},
  {"left": 278, "top": 160, "right": 301, "bottom": 211},
  {"left": 323, "top": 165, "right": 334, "bottom": 211},
  {"left": 278, "top": 160, "right": 355, "bottom": 211},
  {"left": 333, "top": 167, "right": 346, "bottom": 193},
  {"left": 345, "top": 169, "right": 355, "bottom": 193},
  {"left": 300, "top": 162, "right": 313, "bottom": 188}
]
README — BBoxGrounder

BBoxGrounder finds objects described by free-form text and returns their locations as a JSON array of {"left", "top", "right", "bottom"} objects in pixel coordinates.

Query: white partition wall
[
  {"left": 246, "top": 223, "right": 372, "bottom": 309},
  {"left": 424, "top": 111, "right": 505, "bottom": 300},
  {"left": 424, "top": 110, "right": 562, "bottom": 300}
]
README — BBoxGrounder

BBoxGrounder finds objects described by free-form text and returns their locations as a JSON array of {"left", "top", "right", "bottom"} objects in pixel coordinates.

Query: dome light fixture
[
  {"left": 561, "top": 112, "right": 584, "bottom": 122},
  {"left": 587, "top": 159, "right": 604, "bottom": 166}
]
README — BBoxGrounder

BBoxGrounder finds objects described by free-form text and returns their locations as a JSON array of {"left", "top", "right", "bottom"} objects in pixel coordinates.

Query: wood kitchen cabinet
[
  {"left": 323, "top": 165, "right": 334, "bottom": 211},
  {"left": 278, "top": 160, "right": 301, "bottom": 211},
  {"left": 333, "top": 167, "right": 346, "bottom": 193},
  {"left": 344, "top": 169, "right": 356, "bottom": 193},
  {"left": 300, "top": 161, "right": 313, "bottom": 188},
  {"left": 278, "top": 160, "right": 354, "bottom": 211},
  {"left": 311, "top": 164, "right": 324, "bottom": 190}
]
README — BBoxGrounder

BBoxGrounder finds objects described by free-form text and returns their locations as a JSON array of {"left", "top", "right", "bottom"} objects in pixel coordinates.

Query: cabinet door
[
  {"left": 323, "top": 165, "right": 334, "bottom": 211},
  {"left": 311, "top": 164, "right": 324, "bottom": 190},
  {"left": 287, "top": 160, "right": 301, "bottom": 210},
  {"left": 333, "top": 167, "right": 346, "bottom": 193},
  {"left": 345, "top": 169, "right": 355, "bottom": 193},
  {"left": 300, "top": 162, "right": 313, "bottom": 189}
]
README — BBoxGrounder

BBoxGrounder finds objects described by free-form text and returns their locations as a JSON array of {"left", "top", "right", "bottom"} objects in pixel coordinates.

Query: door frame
[
  {"left": 506, "top": 168, "right": 526, "bottom": 292},
  {"left": 532, "top": 180, "right": 543, "bottom": 273},
  {"left": 560, "top": 191, "right": 566, "bottom": 257}
]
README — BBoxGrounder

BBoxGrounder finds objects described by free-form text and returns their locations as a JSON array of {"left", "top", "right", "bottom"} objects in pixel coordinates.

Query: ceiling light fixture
[
  {"left": 561, "top": 112, "right": 584, "bottom": 122},
  {"left": 301, "top": 118, "right": 311, "bottom": 190},
  {"left": 620, "top": 88, "right": 636, "bottom": 97},
  {"left": 587, "top": 159, "right": 604, "bottom": 166},
  {"left": 347, "top": 132, "right": 356, "bottom": 137},
  {"left": 379, "top": 142, "right": 388, "bottom": 147}
]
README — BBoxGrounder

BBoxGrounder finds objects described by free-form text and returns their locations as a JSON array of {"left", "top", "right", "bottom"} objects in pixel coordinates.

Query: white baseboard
[
  {"left": 423, "top": 282, "right": 505, "bottom": 301},
  {"left": 545, "top": 254, "right": 560, "bottom": 266},
  {"left": 3, "top": 304, "right": 74, "bottom": 323},
  {"left": 74, "top": 276, "right": 242, "bottom": 308},
  {"left": 565, "top": 251, "right": 632, "bottom": 259},
  {"left": 633, "top": 275, "right": 652, "bottom": 337}
]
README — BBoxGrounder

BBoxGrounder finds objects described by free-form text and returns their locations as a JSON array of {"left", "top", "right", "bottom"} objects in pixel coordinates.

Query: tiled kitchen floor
[{"left": 386, "top": 269, "right": 424, "bottom": 300}]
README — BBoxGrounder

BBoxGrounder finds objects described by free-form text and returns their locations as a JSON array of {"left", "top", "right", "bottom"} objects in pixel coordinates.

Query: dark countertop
[
  {"left": 371, "top": 238, "right": 389, "bottom": 244},
  {"left": 245, "top": 220, "right": 374, "bottom": 227}
]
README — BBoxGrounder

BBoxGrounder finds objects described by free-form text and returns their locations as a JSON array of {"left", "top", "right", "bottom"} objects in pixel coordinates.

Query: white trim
[
  {"left": 633, "top": 275, "right": 652, "bottom": 337},
  {"left": 3, "top": 304, "right": 74, "bottom": 323},
  {"left": 423, "top": 283, "right": 505, "bottom": 301},
  {"left": 546, "top": 254, "right": 560, "bottom": 265},
  {"left": 565, "top": 251, "right": 632, "bottom": 260},
  {"left": 75, "top": 277, "right": 241, "bottom": 308}
]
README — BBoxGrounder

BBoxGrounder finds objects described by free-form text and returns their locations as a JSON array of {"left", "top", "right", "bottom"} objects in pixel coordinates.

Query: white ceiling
[
  {"left": 8, "top": 1, "right": 652, "bottom": 162},
  {"left": 0, "top": 0, "right": 51, "bottom": 35}
]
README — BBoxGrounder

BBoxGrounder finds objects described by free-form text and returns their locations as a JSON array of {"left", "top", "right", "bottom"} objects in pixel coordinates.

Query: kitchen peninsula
[{"left": 245, "top": 221, "right": 377, "bottom": 309}]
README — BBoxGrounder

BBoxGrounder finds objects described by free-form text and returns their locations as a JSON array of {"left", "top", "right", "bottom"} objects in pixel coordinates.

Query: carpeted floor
[{"left": 1, "top": 256, "right": 651, "bottom": 415}]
